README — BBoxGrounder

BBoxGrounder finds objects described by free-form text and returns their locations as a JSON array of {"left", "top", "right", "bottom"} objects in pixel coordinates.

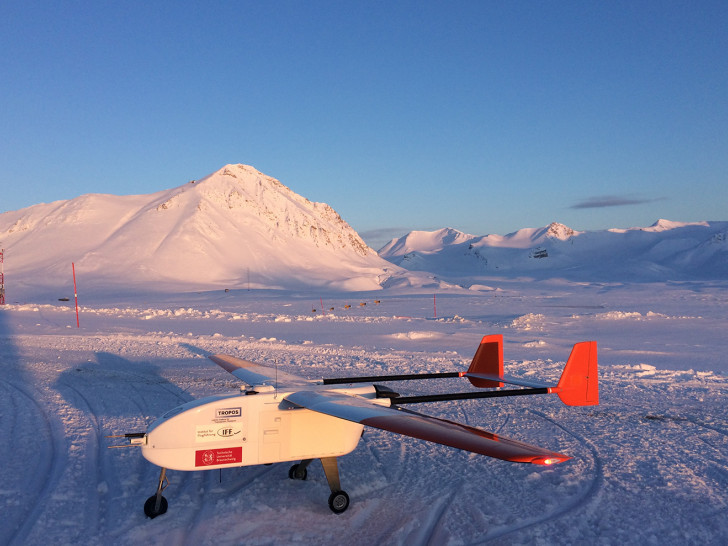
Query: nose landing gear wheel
[
  {"left": 288, "top": 461, "right": 310, "bottom": 480},
  {"left": 144, "top": 467, "right": 169, "bottom": 519},
  {"left": 328, "top": 490, "right": 349, "bottom": 514}
]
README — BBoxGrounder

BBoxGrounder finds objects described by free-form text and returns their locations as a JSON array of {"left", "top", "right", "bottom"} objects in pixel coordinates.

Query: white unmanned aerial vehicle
[{"left": 111, "top": 335, "right": 598, "bottom": 517}]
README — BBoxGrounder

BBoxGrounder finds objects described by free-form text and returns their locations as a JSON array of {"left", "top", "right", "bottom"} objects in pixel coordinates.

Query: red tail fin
[
  {"left": 554, "top": 341, "right": 599, "bottom": 406},
  {"left": 466, "top": 334, "right": 503, "bottom": 388}
]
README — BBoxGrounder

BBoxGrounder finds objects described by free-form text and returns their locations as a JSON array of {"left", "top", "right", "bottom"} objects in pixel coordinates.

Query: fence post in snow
[
  {"left": 0, "top": 248, "right": 5, "bottom": 305},
  {"left": 72, "top": 263, "right": 80, "bottom": 328}
]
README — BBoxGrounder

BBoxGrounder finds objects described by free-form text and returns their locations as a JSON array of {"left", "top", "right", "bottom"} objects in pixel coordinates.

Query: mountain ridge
[{"left": 379, "top": 220, "right": 728, "bottom": 282}]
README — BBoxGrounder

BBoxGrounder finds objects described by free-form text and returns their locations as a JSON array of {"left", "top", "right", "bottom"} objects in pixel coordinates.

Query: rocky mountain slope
[{"left": 0, "top": 164, "right": 400, "bottom": 295}]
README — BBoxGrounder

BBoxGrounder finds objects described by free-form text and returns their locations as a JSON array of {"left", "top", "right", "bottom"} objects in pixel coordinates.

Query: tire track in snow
[
  {"left": 92, "top": 356, "right": 217, "bottom": 533},
  {"left": 55, "top": 378, "right": 108, "bottom": 536},
  {"left": 686, "top": 420, "right": 728, "bottom": 517},
  {"left": 1, "top": 380, "right": 66, "bottom": 546},
  {"left": 640, "top": 413, "right": 728, "bottom": 513},
  {"left": 691, "top": 420, "right": 728, "bottom": 465},
  {"left": 179, "top": 469, "right": 219, "bottom": 545},
  {"left": 59, "top": 362, "right": 189, "bottom": 540},
  {"left": 477, "top": 409, "right": 604, "bottom": 542},
  {"left": 99, "top": 366, "right": 196, "bottom": 532},
  {"left": 418, "top": 480, "right": 464, "bottom": 545},
  {"left": 95, "top": 364, "right": 192, "bottom": 408},
  {"left": 180, "top": 464, "right": 281, "bottom": 546},
  {"left": 361, "top": 428, "right": 409, "bottom": 484}
]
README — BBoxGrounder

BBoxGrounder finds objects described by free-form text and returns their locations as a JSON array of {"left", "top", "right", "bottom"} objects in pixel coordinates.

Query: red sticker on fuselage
[{"left": 195, "top": 447, "right": 243, "bottom": 467}]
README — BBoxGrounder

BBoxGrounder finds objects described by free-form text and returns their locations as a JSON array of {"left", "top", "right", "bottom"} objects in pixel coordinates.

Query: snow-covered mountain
[
  {"left": 379, "top": 220, "right": 728, "bottom": 282},
  {"left": 0, "top": 164, "right": 400, "bottom": 295},
  {"left": 4, "top": 164, "right": 726, "bottom": 298}
]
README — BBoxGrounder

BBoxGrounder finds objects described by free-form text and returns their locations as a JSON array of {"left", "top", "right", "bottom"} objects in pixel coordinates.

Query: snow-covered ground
[{"left": 1, "top": 279, "right": 726, "bottom": 545}]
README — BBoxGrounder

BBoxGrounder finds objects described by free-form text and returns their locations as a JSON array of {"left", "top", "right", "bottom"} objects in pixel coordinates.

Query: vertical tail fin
[
  {"left": 554, "top": 341, "right": 599, "bottom": 406},
  {"left": 466, "top": 334, "right": 503, "bottom": 388}
]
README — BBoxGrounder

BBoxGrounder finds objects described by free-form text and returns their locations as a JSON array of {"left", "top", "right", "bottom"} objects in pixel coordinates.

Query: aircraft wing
[
  {"left": 209, "top": 354, "right": 313, "bottom": 388},
  {"left": 285, "top": 390, "right": 570, "bottom": 465}
]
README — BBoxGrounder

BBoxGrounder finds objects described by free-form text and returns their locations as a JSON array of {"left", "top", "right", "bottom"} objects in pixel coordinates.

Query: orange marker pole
[
  {"left": 433, "top": 294, "right": 437, "bottom": 318},
  {"left": 72, "top": 262, "right": 80, "bottom": 328}
]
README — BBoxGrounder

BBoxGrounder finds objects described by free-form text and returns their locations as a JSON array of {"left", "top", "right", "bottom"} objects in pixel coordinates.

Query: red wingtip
[
  {"left": 466, "top": 334, "right": 503, "bottom": 388},
  {"left": 532, "top": 455, "right": 571, "bottom": 465}
]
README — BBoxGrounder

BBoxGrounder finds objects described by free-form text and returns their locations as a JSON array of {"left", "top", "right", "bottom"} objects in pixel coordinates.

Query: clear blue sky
[{"left": 2, "top": 1, "right": 726, "bottom": 248}]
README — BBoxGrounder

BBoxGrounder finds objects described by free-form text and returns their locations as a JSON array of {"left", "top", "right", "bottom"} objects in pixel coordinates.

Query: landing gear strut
[
  {"left": 320, "top": 457, "right": 349, "bottom": 514},
  {"left": 144, "top": 467, "right": 169, "bottom": 519},
  {"left": 289, "top": 457, "right": 349, "bottom": 514}
]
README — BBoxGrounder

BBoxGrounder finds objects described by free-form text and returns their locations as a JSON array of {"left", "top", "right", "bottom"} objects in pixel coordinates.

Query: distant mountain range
[
  {"left": 379, "top": 220, "right": 728, "bottom": 283},
  {"left": 2, "top": 165, "right": 726, "bottom": 298}
]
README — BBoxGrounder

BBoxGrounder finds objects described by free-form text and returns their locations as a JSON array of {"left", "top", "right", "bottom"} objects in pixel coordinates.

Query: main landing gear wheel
[
  {"left": 288, "top": 463, "right": 308, "bottom": 480},
  {"left": 328, "top": 490, "right": 350, "bottom": 514},
  {"left": 144, "top": 494, "right": 168, "bottom": 519}
]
